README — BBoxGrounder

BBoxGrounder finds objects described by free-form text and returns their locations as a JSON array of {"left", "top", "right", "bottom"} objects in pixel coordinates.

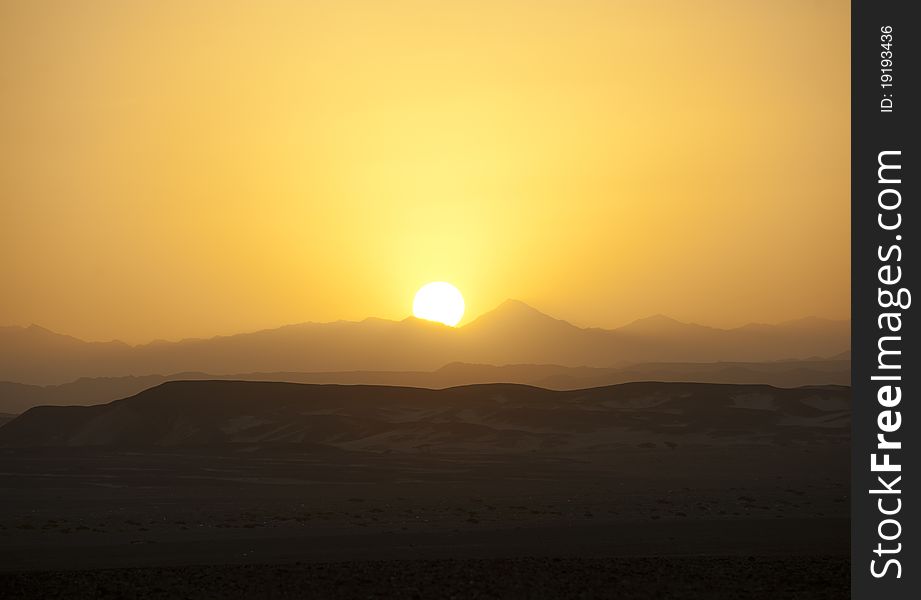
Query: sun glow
[{"left": 412, "top": 282, "right": 465, "bottom": 327}]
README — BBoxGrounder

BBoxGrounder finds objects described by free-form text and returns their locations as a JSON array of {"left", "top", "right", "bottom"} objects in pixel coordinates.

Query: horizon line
[{"left": 3, "top": 298, "right": 852, "bottom": 347}]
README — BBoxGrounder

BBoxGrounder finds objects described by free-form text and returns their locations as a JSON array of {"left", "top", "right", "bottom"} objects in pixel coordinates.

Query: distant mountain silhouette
[
  {"left": 0, "top": 301, "right": 850, "bottom": 385},
  {"left": 0, "top": 357, "right": 850, "bottom": 414},
  {"left": 0, "top": 380, "right": 850, "bottom": 451}
]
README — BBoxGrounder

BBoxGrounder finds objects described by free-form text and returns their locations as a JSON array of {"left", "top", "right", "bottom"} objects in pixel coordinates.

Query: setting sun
[{"left": 412, "top": 282, "right": 465, "bottom": 327}]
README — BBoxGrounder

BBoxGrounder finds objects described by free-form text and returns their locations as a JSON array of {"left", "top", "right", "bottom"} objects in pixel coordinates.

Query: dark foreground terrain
[
  {"left": 0, "top": 556, "right": 848, "bottom": 599},
  {"left": 0, "top": 381, "right": 849, "bottom": 597}
]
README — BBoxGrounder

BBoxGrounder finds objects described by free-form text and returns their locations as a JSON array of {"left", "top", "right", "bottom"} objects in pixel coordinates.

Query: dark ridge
[{"left": 0, "top": 380, "right": 850, "bottom": 451}]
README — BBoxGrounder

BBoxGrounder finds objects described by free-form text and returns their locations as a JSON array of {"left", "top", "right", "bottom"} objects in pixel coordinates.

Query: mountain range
[{"left": 0, "top": 300, "right": 850, "bottom": 386}]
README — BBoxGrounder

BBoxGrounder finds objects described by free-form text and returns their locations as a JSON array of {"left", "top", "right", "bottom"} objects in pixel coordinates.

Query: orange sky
[{"left": 0, "top": 0, "right": 849, "bottom": 343}]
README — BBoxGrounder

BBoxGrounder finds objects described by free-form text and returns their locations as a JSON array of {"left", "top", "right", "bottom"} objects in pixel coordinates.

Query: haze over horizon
[
  {"left": 0, "top": 298, "right": 850, "bottom": 386},
  {"left": 0, "top": 0, "right": 849, "bottom": 344},
  {"left": 0, "top": 3, "right": 852, "bottom": 596},
  {"left": 3, "top": 298, "right": 849, "bottom": 346}
]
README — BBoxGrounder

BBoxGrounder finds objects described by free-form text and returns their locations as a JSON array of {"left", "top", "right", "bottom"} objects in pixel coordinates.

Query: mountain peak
[
  {"left": 3, "top": 323, "right": 76, "bottom": 340},
  {"left": 494, "top": 299, "right": 545, "bottom": 314},
  {"left": 618, "top": 314, "right": 713, "bottom": 334},
  {"left": 630, "top": 314, "right": 682, "bottom": 325},
  {"left": 10, "top": 324, "right": 66, "bottom": 338},
  {"left": 470, "top": 299, "right": 558, "bottom": 323},
  {"left": 399, "top": 316, "right": 454, "bottom": 329},
  {"left": 464, "top": 299, "right": 580, "bottom": 333}
]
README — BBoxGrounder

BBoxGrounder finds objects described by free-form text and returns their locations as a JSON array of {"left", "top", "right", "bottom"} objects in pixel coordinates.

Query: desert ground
[{"left": 0, "top": 381, "right": 849, "bottom": 597}]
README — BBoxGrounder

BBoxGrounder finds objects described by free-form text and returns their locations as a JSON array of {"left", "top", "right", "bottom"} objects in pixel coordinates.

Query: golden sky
[{"left": 0, "top": 0, "right": 849, "bottom": 344}]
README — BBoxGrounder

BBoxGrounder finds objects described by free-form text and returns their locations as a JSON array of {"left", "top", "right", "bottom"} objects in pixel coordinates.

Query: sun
[{"left": 412, "top": 282, "right": 465, "bottom": 327}]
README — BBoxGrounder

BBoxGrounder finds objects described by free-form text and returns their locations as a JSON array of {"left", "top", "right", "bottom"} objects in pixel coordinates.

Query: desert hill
[
  {"left": 0, "top": 301, "right": 850, "bottom": 385},
  {"left": 0, "top": 380, "right": 850, "bottom": 451},
  {"left": 0, "top": 357, "right": 850, "bottom": 415}
]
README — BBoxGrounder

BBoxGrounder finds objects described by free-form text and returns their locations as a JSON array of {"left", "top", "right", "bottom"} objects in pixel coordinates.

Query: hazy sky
[{"left": 1, "top": 0, "right": 849, "bottom": 343}]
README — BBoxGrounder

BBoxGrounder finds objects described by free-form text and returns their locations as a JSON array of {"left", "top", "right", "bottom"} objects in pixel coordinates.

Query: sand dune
[
  {"left": 0, "top": 380, "right": 850, "bottom": 452},
  {"left": 0, "top": 357, "right": 850, "bottom": 415}
]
